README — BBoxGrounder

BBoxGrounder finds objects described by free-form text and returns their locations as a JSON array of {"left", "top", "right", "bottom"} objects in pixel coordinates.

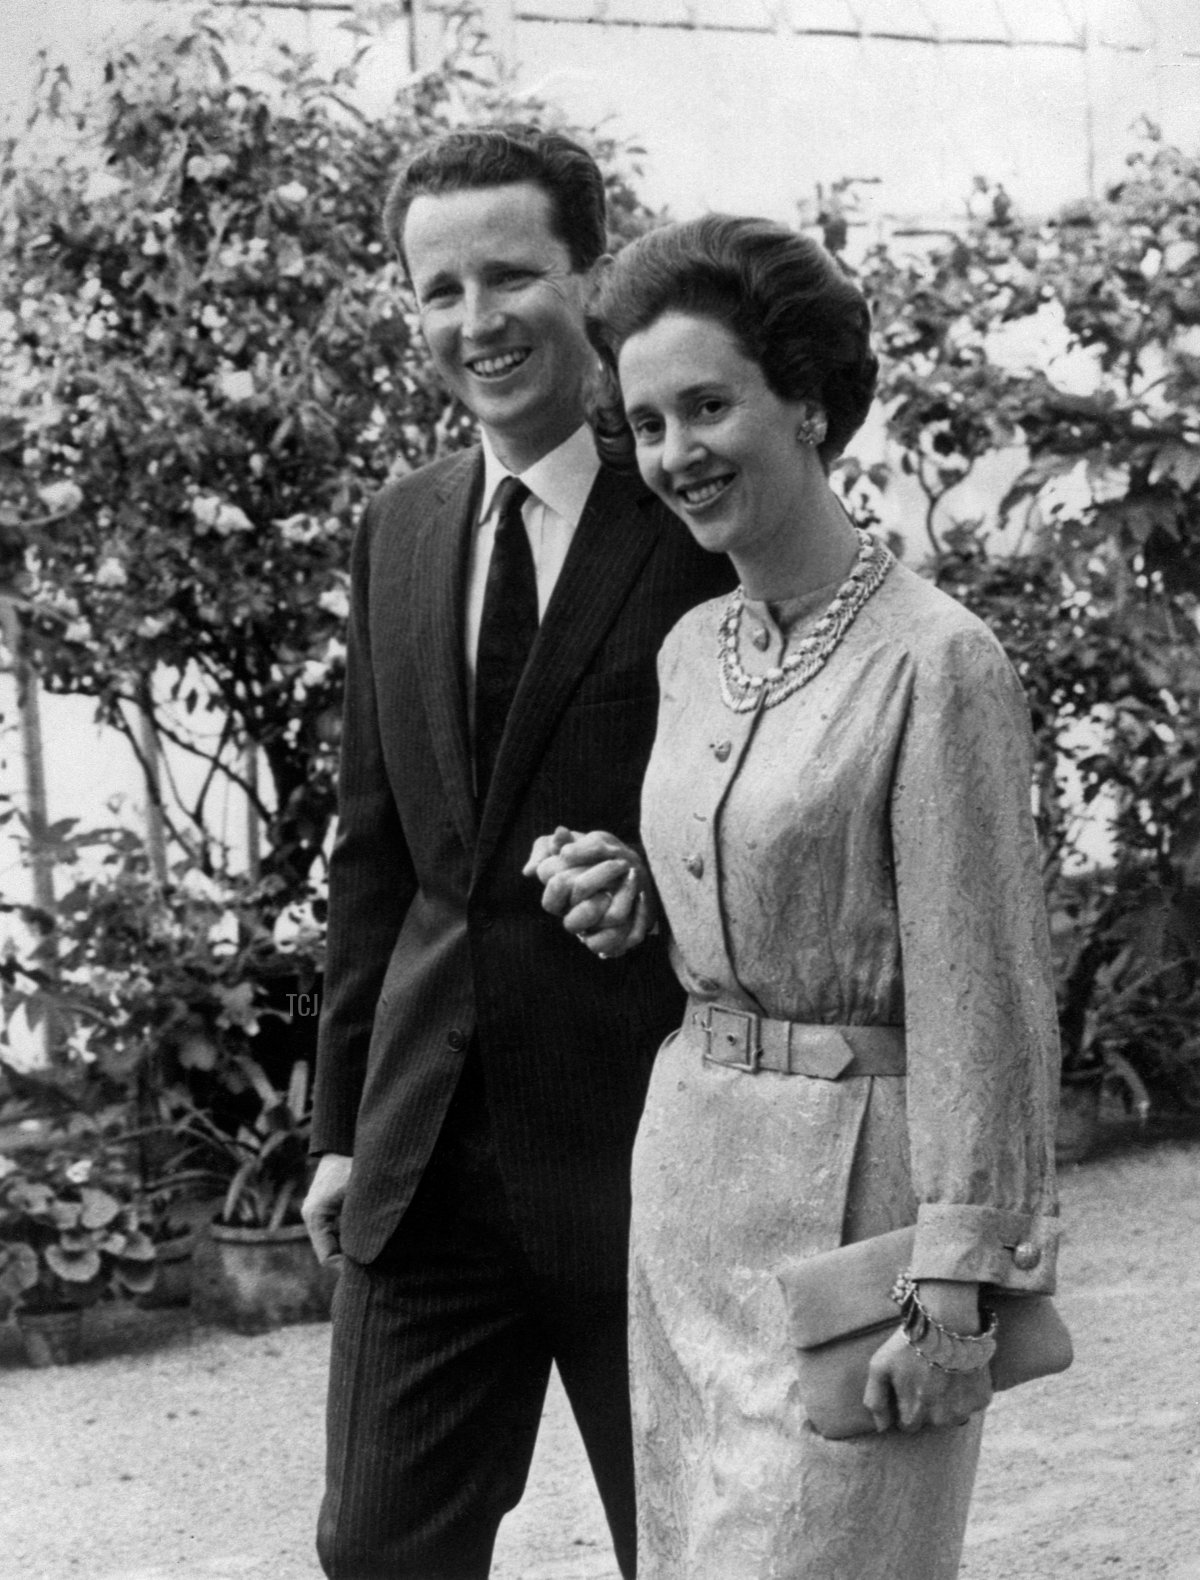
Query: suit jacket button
[
  {"left": 711, "top": 739, "right": 732, "bottom": 761},
  {"left": 447, "top": 1029, "right": 467, "bottom": 1052},
  {"left": 751, "top": 626, "right": 770, "bottom": 651},
  {"left": 683, "top": 854, "right": 704, "bottom": 879},
  {"left": 1011, "top": 1241, "right": 1041, "bottom": 1271}
]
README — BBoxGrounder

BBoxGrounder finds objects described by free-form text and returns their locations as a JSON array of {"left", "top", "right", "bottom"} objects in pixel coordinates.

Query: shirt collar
[{"left": 478, "top": 425, "right": 600, "bottom": 529}]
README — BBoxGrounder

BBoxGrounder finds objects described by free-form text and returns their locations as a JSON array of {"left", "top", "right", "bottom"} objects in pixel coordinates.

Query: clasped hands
[{"left": 523, "top": 827, "right": 657, "bottom": 957}]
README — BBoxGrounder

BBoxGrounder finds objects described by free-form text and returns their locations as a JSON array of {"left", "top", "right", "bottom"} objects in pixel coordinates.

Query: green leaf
[
  {"left": 1149, "top": 441, "right": 1200, "bottom": 493},
  {"left": 114, "top": 1259, "right": 157, "bottom": 1294},
  {"left": 0, "top": 1241, "right": 40, "bottom": 1297},
  {"left": 79, "top": 1187, "right": 121, "bottom": 1229},
  {"left": 45, "top": 1244, "right": 102, "bottom": 1283},
  {"left": 50, "top": 1201, "right": 82, "bottom": 1231},
  {"left": 117, "top": 1230, "right": 156, "bottom": 1262}
]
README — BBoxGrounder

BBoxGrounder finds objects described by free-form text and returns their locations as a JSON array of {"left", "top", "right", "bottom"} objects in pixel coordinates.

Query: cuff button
[{"left": 1011, "top": 1241, "right": 1041, "bottom": 1271}]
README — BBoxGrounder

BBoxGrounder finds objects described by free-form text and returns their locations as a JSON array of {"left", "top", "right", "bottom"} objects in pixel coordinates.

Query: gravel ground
[{"left": 2, "top": 1138, "right": 1198, "bottom": 1580}]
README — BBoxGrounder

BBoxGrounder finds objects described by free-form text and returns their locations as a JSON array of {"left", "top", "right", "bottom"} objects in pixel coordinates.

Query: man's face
[{"left": 404, "top": 182, "right": 602, "bottom": 471}]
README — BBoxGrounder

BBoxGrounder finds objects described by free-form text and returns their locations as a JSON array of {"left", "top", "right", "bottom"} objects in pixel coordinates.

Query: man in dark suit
[{"left": 303, "top": 125, "right": 731, "bottom": 1580}]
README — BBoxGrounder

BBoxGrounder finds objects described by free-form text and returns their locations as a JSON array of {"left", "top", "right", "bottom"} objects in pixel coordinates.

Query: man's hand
[
  {"left": 524, "top": 827, "right": 658, "bottom": 957},
  {"left": 302, "top": 1153, "right": 353, "bottom": 1263}
]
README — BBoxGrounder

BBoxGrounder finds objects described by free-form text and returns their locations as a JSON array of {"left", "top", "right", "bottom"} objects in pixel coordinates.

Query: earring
[{"left": 797, "top": 411, "right": 827, "bottom": 448}]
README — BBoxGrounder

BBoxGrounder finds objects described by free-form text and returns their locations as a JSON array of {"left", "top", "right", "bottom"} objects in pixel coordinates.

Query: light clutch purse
[{"left": 777, "top": 1226, "right": 1073, "bottom": 1440}]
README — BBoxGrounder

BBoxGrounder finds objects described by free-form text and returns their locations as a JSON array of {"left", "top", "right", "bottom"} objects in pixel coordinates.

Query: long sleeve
[
  {"left": 310, "top": 503, "right": 417, "bottom": 1155},
  {"left": 891, "top": 621, "right": 1061, "bottom": 1293}
]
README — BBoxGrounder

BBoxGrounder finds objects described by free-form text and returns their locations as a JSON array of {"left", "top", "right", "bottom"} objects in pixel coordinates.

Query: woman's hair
[{"left": 589, "top": 214, "right": 878, "bottom": 471}]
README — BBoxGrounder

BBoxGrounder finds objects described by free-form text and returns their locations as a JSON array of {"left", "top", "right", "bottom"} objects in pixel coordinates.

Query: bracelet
[{"left": 889, "top": 1270, "right": 999, "bottom": 1374}]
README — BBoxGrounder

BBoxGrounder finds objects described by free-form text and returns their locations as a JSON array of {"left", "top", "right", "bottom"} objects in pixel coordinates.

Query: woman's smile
[{"left": 675, "top": 473, "right": 736, "bottom": 510}]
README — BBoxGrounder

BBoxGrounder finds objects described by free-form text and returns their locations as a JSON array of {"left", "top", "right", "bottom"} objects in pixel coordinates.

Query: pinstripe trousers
[{"left": 317, "top": 1051, "right": 638, "bottom": 1579}]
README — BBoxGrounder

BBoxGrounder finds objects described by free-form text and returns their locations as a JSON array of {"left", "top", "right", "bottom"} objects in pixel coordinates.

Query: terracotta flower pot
[
  {"left": 138, "top": 1231, "right": 195, "bottom": 1309},
  {"left": 197, "top": 1221, "right": 337, "bottom": 1333},
  {"left": 16, "top": 1306, "right": 85, "bottom": 1367}
]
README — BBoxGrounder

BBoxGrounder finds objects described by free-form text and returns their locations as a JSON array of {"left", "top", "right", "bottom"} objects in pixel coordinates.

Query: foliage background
[{"left": 1, "top": 4, "right": 1199, "bottom": 1157}]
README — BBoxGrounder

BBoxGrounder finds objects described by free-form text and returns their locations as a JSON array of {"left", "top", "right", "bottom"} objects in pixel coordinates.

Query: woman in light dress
[{"left": 529, "top": 215, "right": 1060, "bottom": 1580}]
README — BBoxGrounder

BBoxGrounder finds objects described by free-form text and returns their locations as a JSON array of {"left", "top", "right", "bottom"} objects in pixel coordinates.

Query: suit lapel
[
  {"left": 412, "top": 448, "right": 483, "bottom": 855},
  {"left": 473, "top": 467, "right": 663, "bottom": 875}
]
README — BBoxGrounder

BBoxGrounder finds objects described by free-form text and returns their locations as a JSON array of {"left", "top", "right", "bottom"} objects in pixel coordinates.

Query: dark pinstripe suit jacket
[{"left": 311, "top": 445, "right": 734, "bottom": 1288}]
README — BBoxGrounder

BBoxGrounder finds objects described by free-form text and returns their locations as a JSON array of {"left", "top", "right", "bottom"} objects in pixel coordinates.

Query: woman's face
[{"left": 616, "top": 311, "right": 821, "bottom": 570}]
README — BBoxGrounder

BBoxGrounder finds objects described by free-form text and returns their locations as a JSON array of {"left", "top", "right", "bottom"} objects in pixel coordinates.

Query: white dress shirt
[{"left": 464, "top": 425, "right": 601, "bottom": 700}]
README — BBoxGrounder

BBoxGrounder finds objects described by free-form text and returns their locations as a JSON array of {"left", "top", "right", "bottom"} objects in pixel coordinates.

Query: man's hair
[
  {"left": 589, "top": 214, "right": 879, "bottom": 471},
  {"left": 382, "top": 124, "right": 608, "bottom": 273}
]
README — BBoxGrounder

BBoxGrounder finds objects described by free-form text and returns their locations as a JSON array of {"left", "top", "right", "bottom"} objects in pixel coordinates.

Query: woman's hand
[
  {"left": 862, "top": 1280, "right": 993, "bottom": 1433},
  {"left": 523, "top": 827, "right": 658, "bottom": 957}
]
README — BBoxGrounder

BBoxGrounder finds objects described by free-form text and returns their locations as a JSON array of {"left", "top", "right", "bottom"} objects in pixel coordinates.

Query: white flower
[
  {"left": 1163, "top": 239, "right": 1198, "bottom": 274},
  {"left": 64, "top": 620, "right": 92, "bottom": 643},
  {"left": 2, "top": 1003, "right": 51, "bottom": 1072},
  {"left": 318, "top": 586, "right": 349, "bottom": 619},
  {"left": 94, "top": 557, "right": 128, "bottom": 589},
  {"left": 275, "top": 181, "right": 309, "bottom": 204},
  {"left": 179, "top": 869, "right": 226, "bottom": 905},
  {"left": 273, "top": 901, "right": 323, "bottom": 954},
  {"left": 207, "top": 911, "right": 240, "bottom": 957},
  {"left": 64, "top": 1158, "right": 93, "bottom": 1184},
  {"left": 141, "top": 234, "right": 163, "bottom": 258},
  {"left": 137, "top": 615, "right": 170, "bottom": 639},
  {"left": 199, "top": 304, "right": 226, "bottom": 331},
  {"left": 300, "top": 658, "right": 332, "bottom": 689},
  {"left": 38, "top": 480, "right": 83, "bottom": 515},
  {"left": 66, "top": 1024, "right": 98, "bottom": 1065},
  {"left": 192, "top": 495, "right": 254, "bottom": 536},
  {"left": 275, "top": 513, "right": 320, "bottom": 546},
  {"left": 216, "top": 369, "right": 255, "bottom": 403},
  {"left": 0, "top": 1155, "right": 17, "bottom": 1179},
  {"left": 216, "top": 503, "right": 253, "bottom": 536},
  {"left": 186, "top": 153, "right": 232, "bottom": 183}
]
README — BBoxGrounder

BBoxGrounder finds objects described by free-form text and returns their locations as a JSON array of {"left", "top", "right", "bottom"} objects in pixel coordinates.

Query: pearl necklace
[{"left": 717, "top": 529, "right": 895, "bottom": 712}]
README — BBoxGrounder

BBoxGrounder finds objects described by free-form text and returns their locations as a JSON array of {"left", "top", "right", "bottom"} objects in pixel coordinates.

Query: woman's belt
[{"left": 686, "top": 999, "right": 906, "bottom": 1079}]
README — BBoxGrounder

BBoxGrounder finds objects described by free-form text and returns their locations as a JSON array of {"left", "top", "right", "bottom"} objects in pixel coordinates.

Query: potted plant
[
  {"left": 0, "top": 1139, "right": 157, "bottom": 1364},
  {"left": 177, "top": 1057, "right": 334, "bottom": 1332},
  {"left": 1052, "top": 868, "right": 1200, "bottom": 1162},
  {"left": 134, "top": 1184, "right": 208, "bottom": 1309}
]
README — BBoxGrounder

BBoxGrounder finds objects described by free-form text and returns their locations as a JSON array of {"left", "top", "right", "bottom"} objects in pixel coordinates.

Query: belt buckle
[{"left": 695, "top": 1004, "right": 760, "bottom": 1073}]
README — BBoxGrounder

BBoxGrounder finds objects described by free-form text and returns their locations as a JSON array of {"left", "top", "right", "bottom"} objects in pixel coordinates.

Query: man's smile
[{"left": 464, "top": 348, "right": 532, "bottom": 379}]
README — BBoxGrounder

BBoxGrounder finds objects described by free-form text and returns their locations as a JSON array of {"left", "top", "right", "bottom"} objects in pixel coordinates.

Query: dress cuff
[{"left": 910, "top": 1202, "right": 1061, "bottom": 1292}]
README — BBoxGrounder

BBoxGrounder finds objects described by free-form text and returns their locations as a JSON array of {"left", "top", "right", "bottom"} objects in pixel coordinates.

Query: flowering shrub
[
  {"left": 0, "top": 819, "right": 323, "bottom": 1099},
  {"left": 170, "top": 1056, "right": 313, "bottom": 1230},
  {"left": 0, "top": 5, "right": 658, "bottom": 889},
  {"left": 841, "top": 129, "right": 1200, "bottom": 1107},
  {"left": 0, "top": 1118, "right": 156, "bottom": 1314}
]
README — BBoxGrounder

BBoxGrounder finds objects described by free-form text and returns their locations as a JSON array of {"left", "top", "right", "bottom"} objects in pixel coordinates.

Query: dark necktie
[{"left": 474, "top": 477, "right": 536, "bottom": 801}]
